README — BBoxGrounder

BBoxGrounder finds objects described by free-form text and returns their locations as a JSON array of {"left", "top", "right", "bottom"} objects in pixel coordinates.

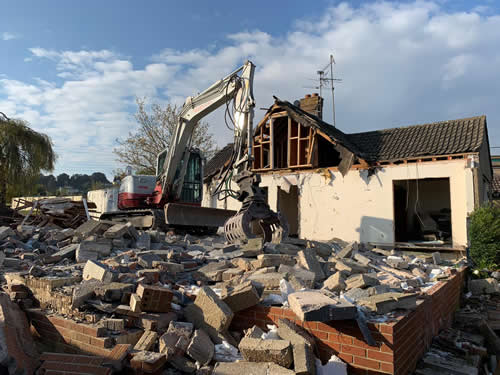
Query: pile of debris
[
  {"left": 11, "top": 197, "right": 95, "bottom": 229},
  {"left": 415, "top": 273, "right": 500, "bottom": 374},
  {"left": 0, "top": 218, "right": 467, "bottom": 374}
]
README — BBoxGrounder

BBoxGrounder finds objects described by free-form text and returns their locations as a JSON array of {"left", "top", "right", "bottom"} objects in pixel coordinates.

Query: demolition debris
[{"left": 0, "top": 216, "right": 474, "bottom": 374}]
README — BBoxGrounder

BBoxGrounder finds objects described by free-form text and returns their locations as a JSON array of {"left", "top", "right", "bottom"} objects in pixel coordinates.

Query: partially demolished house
[{"left": 204, "top": 94, "right": 493, "bottom": 249}]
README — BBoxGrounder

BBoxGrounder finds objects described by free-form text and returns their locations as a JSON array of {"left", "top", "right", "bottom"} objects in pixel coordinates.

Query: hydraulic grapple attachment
[{"left": 224, "top": 171, "right": 288, "bottom": 244}]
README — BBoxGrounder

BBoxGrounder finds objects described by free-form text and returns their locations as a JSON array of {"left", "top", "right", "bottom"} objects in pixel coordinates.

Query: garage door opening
[
  {"left": 278, "top": 186, "right": 299, "bottom": 237},
  {"left": 393, "top": 178, "right": 452, "bottom": 244}
]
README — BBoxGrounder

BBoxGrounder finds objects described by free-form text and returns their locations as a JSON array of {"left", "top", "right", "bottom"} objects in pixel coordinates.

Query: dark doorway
[
  {"left": 393, "top": 178, "right": 452, "bottom": 243},
  {"left": 278, "top": 185, "right": 299, "bottom": 237}
]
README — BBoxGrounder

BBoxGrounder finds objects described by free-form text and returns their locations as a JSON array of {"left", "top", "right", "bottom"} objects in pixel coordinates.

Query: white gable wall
[{"left": 203, "top": 159, "right": 475, "bottom": 247}]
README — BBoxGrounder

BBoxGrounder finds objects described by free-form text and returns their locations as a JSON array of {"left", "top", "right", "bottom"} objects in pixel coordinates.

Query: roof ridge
[{"left": 348, "top": 115, "right": 486, "bottom": 136}]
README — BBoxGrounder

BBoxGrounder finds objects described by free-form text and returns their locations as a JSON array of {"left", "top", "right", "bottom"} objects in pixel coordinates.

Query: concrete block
[
  {"left": 136, "top": 312, "right": 177, "bottom": 332},
  {"left": 186, "top": 329, "right": 214, "bottom": 365},
  {"left": 103, "top": 223, "right": 129, "bottom": 239},
  {"left": 239, "top": 337, "right": 293, "bottom": 368},
  {"left": 322, "top": 272, "right": 346, "bottom": 292},
  {"left": 52, "top": 243, "right": 78, "bottom": 260},
  {"left": 222, "top": 281, "right": 261, "bottom": 313},
  {"left": 353, "top": 252, "right": 371, "bottom": 265},
  {"left": 134, "top": 330, "right": 158, "bottom": 351},
  {"left": 136, "top": 284, "right": 173, "bottom": 312},
  {"left": 82, "top": 260, "right": 113, "bottom": 283},
  {"left": 130, "top": 351, "right": 167, "bottom": 373},
  {"left": 75, "top": 219, "right": 109, "bottom": 237},
  {"left": 75, "top": 243, "right": 98, "bottom": 263},
  {"left": 278, "top": 265, "right": 315, "bottom": 289},
  {"left": 213, "top": 362, "right": 295, "bottom": 375},
  {"left": 292, "top": 342, "right": 316, "bottom": 375},
  {"left": 115, "top": 304, "right": 142, "bottom": 317},
  {"left": 276, "top": 319, "right": 315, "bottom": 347},
  {"left": 196, "top": 261, "right": 231, "bottom": 282},
  {"left": 193, "top": 286, "right": 233, "bottom": 332},
  {"left": 335, "top": 259, "right": 369, "bottom": 274},
  {"left": 298, "top": 249, "right": 325, "bottom": 281},
  {"left": 71, "top": 279, "right": 101, "bottom": 309},
  {"left": 76, "top": 239, "right": 112, "bottom": 262},
  {"left": 358, "top": 292, "right": 417, "bottom": 314},
  {"left": 130, "top": 293, "right": 142, "bottom": 313},
  {"left": 336, "top": 241, "right": 358, "bottom": 259},
  {"left": 345, "top": 273, "right": 380, "bottom": 290},
  {"left": 288, "top": 291, "right": 357, "bottom": 321},
  {"left": 254, "top": 254, "right": 295, "bottom": 268},
  {"left": 94, "top": 282, "right": 134, "bottom": 302},
  {"left": 101, "top": 318, "right": 125, "bottom": 331},
  {"left": 247, "top": 272, "right": 284, "bottom": 291}
]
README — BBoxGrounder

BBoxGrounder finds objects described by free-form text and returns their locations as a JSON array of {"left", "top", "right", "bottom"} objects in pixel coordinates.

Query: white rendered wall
[{"left": 203, "top": 159, "right": 475, "bottom": 247}]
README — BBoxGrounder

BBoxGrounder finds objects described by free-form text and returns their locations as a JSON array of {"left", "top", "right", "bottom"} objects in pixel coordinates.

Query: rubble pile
[
  {"left": 415, "top": 273, "right": 500, "bottom": 374},
  {"left": 12, "top": 197, "right": 96, "bottom": 229},
  {"left": 0, "top": 219, "right": 467, "bottom": 374}
]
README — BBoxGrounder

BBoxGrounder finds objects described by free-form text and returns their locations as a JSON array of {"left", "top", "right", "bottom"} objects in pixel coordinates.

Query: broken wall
[{"left": 203, "top": 159, "right": 475, "bottom": 247}]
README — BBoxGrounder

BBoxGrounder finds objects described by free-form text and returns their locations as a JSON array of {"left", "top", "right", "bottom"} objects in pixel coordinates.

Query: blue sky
[{"left": 1, "top": 1, "right": 500, "bottom": 178}]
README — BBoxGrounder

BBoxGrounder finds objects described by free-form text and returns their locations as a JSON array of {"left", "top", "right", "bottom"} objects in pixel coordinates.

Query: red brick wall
[
  {"left": 231, "top": 268, "right": 466, "bottom": 375},
  {"left": 26, "top": 308, "right": 114, "bottom": 357}
]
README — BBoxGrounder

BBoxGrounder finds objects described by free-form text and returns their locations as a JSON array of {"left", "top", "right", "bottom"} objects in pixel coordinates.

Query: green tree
[
  {"left": 113, "top": 97, "right": 217, "bottom": 175},
  {"left": 0, "top": 115, "right": 56, "bottom": 207},
  {"left": 469, "top": 204, "right": 500, "bottom": 268},
  {"left": 56, "top": 173, "right": 70, "bottom": 188}
]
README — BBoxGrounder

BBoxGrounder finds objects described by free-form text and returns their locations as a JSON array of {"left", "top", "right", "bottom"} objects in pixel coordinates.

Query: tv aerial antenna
[{"left": 304, "top": 55, "right": 342, "bottom": 127}]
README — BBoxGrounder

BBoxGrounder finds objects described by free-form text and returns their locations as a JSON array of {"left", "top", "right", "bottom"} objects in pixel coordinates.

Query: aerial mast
[{"left": 317, "top": 54, "right": 342, "bottom": 127}]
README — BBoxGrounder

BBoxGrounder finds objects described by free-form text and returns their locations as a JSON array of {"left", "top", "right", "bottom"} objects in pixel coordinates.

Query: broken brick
[{"left": 239, "top": 337, "right": 293, "bottom": 368}]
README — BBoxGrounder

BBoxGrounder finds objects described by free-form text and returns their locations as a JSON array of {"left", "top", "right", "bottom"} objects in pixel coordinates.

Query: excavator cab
[
  {"left": 179, "top": 151, "right": 203, "bottom": 205},
  {"left": 156, "top": 148, "right": 203, "bottom": 205}
]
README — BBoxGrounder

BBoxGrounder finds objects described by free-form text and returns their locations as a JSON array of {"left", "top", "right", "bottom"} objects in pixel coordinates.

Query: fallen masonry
[{"left": 0, "top": 220, "right": 476, "bottom": 374}]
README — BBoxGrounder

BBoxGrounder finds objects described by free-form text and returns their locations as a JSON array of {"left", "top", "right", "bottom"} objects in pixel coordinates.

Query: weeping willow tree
[{"left": 0, "top": 113, "right": 56, "bottom": 208}]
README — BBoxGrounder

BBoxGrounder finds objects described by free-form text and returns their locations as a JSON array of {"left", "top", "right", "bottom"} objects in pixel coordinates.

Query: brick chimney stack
[{"left": 299, "top": 93, "right": 323, "bottom": 119}]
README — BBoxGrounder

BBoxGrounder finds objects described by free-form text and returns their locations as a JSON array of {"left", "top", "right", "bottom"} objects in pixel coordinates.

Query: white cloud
[
  {"left": 1, "top": 1, "right": 500, "bottom": 179},
  {"left": 1, "top": 32, "right": 19, "bottom": 41}
]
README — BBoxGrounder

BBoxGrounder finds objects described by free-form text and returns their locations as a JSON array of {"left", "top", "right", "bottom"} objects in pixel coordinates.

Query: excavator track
[
  {"left": 100, "top": 204, "right": 237, "bottom": 235},
  {"left": 100, "top": 208, "right": 166, "bottom": 230}
]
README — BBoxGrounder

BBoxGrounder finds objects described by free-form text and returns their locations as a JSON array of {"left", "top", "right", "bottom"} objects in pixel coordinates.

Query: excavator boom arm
[{"left": 159, "top": 61, "right": 255, "bottom": 201}]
